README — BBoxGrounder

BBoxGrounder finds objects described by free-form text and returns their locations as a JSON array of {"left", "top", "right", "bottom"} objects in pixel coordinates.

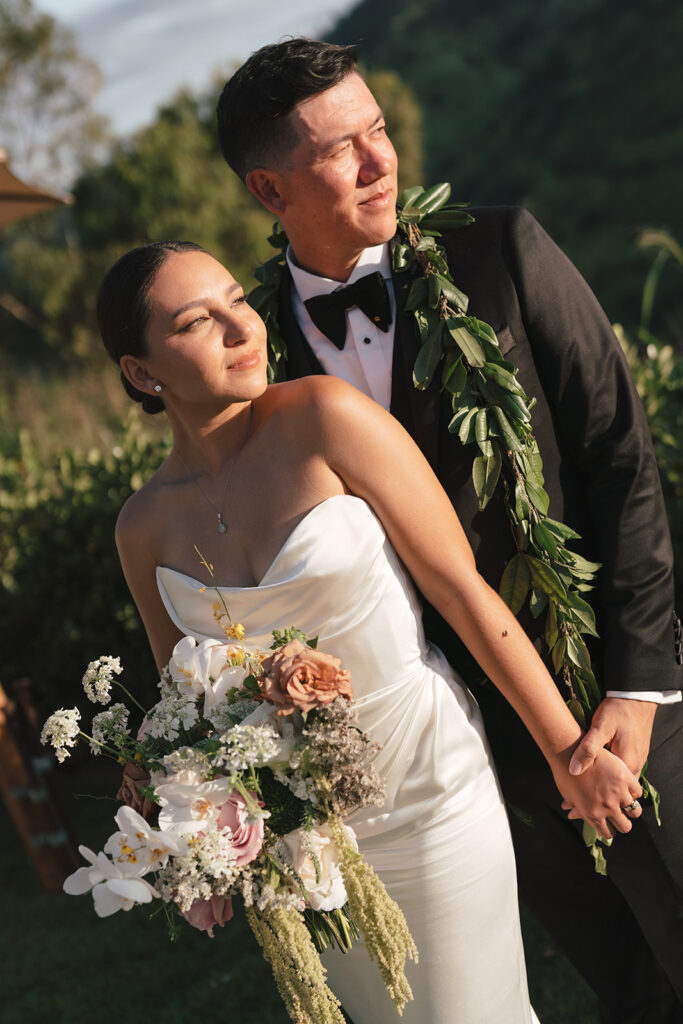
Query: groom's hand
[{"left": 567, "top": 697, "right": 657, "bottom": 778}]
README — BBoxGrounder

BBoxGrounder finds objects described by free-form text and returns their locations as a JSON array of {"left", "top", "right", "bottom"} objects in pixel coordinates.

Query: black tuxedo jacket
[{"left": 277, "top": 206, "right": 682, "bottom": 697}]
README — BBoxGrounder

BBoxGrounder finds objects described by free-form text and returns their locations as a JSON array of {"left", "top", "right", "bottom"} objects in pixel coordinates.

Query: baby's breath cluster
[
  {"left": 41, "top": 707, "right": 81, "bottom": 762},
  {"left": 304, "top": 698, "right": 385, "bottom": 814},
  {"left": 214, "top": 724, "right": 281, "bottom": 775},
  {"left": 82, "top": 655, "right": 122, "bottom": 704},
  {"left": 205, "top": 694, "right": 259, "bottom": 731},
  {"left": 156, "top": 830, "right": 240, "bottom": 912},
  {"left": 90, "top": 703, "right": 130, "bottom": 756},
  {"left": 145, "top": 688, "right": 199, "bottom": 742}
]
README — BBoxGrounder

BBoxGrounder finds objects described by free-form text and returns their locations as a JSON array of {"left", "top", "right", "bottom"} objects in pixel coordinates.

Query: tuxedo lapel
[
  {"left": 390, "top": 265, "right": 441, "bottom": 470},
  {"left": 278, "top": 265, "right": 326, "bottom": 379}
]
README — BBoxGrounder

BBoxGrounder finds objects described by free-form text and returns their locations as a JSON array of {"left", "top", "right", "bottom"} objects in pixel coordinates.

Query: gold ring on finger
[{"left": 621, "top": 800, "right": 639, "bottom": 813}]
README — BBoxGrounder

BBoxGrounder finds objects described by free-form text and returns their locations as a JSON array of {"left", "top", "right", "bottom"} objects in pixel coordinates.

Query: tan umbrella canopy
[{"left": 0, "top": 148, "right": 71, "bottom": 227}]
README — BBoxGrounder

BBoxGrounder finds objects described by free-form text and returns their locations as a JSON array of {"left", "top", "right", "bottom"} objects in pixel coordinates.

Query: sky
[{"left": 34, "top": 0, "right": 356, "bottom": 137}]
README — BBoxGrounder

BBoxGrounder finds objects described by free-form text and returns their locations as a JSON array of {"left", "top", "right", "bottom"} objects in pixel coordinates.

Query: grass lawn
[{"left": 0, "top": 762, "right": 598, "bottom": 1023}]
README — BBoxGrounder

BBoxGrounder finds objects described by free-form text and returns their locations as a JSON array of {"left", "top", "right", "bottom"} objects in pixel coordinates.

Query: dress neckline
[{"left": 157, "top": 493, "right": 369, "bottom": 592}]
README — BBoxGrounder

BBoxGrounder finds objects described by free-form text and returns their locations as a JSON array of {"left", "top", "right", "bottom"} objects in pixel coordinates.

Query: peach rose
[{"left": 260, "top": 640, "right": 352, "bottom": 715}]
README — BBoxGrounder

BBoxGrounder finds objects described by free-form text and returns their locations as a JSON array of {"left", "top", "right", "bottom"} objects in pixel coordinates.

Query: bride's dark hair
[{"left": 97, "top": 240, "right": 209, "bottom": 414}]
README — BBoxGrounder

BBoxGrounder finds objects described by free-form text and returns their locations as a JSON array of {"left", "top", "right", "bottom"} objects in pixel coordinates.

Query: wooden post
[{"left": 0, "top": 681, "right": 80, "bottom": 891}]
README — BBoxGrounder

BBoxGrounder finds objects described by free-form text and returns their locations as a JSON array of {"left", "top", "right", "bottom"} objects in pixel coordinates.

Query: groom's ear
[{"left": 246, "top": 168, "right": 287, "bottom": 216}]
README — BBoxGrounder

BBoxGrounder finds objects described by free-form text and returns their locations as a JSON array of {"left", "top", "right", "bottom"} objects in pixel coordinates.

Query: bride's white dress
[{"left": 157, "top": 494, "right": 537, "bottom": 1023}]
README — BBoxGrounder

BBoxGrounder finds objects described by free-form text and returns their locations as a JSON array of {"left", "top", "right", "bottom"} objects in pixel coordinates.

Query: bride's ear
[
  {"left": 120, "top": 354, "right": 159, "bottom": 397},
  {"left": 246, "top": 168, "right": 286, "bottom": 216}
]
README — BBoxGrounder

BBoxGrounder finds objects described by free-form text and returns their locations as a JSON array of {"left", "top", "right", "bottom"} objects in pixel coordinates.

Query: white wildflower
[
  {"left": 90, "top": 703, "right": 130, "bottom": 756},
  {"left": 82, "top": 655, "right": 122, "bottom": 704},
  {"left": 41, "top": 707, "right": 81, "bottom": 763},
  {"left": 145, "top": 691, "right": 199, "bottom": 742},
  {"left": 213, "top": 724, "right": 280, "bottom": 774},
  {"left": 156, "top": 829, "right": 240, "bottom": 911},
  {"left": 273, "top": 767, "right": 320, "bottom": 804},
  {"left": 159, "top": 746, "right": 212, "bottom": 777},
  {"left": 205, "top": 695, "right": 259, "bottom": 731}
]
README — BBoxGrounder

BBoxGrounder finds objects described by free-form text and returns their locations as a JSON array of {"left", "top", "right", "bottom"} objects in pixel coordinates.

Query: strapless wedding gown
[{"left": 157, "top": 494, "right": 537, "bottom": 1024}]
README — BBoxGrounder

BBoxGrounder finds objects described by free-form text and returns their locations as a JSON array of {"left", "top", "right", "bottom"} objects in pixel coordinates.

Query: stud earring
[{"left": 154, "top": 384, "right": 163, "bottom": 393}]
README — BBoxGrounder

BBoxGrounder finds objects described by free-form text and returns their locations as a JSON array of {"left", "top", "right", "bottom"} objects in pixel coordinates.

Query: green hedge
[{"left": 0, "top": 417, "right": 168, "bottom": 714}]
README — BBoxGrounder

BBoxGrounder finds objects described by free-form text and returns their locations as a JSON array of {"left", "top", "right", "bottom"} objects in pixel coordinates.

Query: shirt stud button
[{"left": 363, "top": 336, "right": 372, "bottom": 345}]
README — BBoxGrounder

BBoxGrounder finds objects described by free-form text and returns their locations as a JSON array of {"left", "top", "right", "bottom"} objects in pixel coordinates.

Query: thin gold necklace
[{"left": 175, "top": 405, "right": 253, "bottom": 535}]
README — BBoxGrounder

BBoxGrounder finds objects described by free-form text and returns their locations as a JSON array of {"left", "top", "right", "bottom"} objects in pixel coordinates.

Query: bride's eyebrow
[{"left": 171, "top": 283, "right": 242, "bottom": 320}]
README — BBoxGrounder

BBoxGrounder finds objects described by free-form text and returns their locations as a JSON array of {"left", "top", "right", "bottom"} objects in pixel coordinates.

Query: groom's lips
[{"left": 360, "top": 187, "right": 394, "bottom": 207}]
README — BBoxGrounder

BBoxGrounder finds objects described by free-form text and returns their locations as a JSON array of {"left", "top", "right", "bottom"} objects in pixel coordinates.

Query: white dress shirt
[
  {"left": 287, "top": 243, "right": 395, "bottom": 410},
  {"left": 287, "top": 242, "right": 680, "bottom": 706}
]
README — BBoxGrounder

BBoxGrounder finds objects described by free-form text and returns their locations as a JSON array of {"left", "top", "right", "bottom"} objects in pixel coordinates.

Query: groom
[{"left": 216, "top": 39, "right": 683, "bottom": 1020}]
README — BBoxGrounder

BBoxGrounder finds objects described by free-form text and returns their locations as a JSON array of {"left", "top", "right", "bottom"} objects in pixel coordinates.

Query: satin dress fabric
[{"left": 157, "top": 494, "right": 538, "bottom": 1024}]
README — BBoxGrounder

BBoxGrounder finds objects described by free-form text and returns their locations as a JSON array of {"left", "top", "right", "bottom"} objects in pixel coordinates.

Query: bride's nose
[{"left": 222, "top": 311, "right": 252, "bottom": 347}]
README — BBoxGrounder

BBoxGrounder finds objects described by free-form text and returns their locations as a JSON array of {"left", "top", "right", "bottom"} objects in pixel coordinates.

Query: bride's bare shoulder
[
  {"left": 114, "top": 457, "right": 171, "bottom": 553},
  {"left": 263, "top": 376, "right": 368, "bottom": 417}
]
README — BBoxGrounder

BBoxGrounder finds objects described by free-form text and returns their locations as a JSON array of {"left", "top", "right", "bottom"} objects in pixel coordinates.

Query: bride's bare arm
[{"left": 308, "top": 376, "right": 642, "bottom": 839}]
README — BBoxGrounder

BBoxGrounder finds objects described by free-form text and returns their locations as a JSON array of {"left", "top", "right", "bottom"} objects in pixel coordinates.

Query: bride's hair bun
[{"left": 97, "top": 240, "right": 208, "bottom": 415}]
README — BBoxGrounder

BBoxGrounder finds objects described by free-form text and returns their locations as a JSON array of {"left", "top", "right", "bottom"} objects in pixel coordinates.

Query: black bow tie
[{"left": 303, "top": 271, "right": 392, "bottom": 350}]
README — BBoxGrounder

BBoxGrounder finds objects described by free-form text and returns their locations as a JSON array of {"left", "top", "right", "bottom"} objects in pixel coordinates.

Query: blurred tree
[
  {"left": 365, "top": 69, "right": 424, "bottom": 190},
  {"left": 0, "top": 0, "right": 108, "bottom": 190},
  {"left": 2, "top": 85, "right": 275, "bottom": 365},
  {"left": 330, "top": 0, "right": 683, "bottom": 326}
]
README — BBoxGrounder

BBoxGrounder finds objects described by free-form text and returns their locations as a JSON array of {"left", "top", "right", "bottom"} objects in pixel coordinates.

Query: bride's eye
[
  {"left": 231, "top": 293, "right": 247, "bottom": 307},
  {"left": 179, "top": 315, "right": 208, "bottom": 332}
]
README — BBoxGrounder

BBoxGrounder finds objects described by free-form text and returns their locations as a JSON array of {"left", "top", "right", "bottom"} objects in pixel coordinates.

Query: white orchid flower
[
  {"left": 154, "top": 773, "right": 236, "bottom": 832},
  {"left": 104, "top": 805, "right": 195, "bottom": 869},
  {"left": 168, "top": 636, "right": 248, "bottom": 716},
  {"left": 63, "top": 845, "right": 159, "bottom": 917}
]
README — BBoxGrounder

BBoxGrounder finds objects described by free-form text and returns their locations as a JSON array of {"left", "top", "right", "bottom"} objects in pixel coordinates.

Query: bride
[{"left": 99, "top": 239, "right": 641, "bottom": 1024}]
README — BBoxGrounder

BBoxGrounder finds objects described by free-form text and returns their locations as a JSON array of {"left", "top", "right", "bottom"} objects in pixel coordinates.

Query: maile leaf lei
[{"left": 247, "top": 184, "right": 659, "bottom": 863}]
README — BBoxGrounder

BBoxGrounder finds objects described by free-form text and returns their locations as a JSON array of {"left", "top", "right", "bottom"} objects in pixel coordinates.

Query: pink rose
[
  {"left": 180, "top": 895, "right": 233, "bottom": 937},
  {"left": 260, "top": 640, "right": 352, "bottom": 715},
  {"left": 216, "top": 791, "right": 264, "bottom": 866}
]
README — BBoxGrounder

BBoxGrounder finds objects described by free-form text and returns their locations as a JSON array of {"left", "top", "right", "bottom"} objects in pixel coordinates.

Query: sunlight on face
[
  {"left": 143, "top": 251, "right": 268, "bottom": 406},
  {"left": 277, "top": 73, "right": 399, "bottom": 279}
]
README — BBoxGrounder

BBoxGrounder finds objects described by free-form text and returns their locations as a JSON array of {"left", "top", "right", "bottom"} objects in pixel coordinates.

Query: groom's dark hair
[{"left": 216, "top": 38, "right": 358, "bottom": 182}]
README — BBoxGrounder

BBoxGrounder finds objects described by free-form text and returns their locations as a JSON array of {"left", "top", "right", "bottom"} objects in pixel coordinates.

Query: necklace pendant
[{"left": 217, "top": 513, "right": 228, "bottom": 535}]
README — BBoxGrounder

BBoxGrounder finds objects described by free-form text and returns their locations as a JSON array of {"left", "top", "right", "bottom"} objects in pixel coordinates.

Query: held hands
[
  {"left": 553, "top": 747, "right": 643, "bottom": 841},
  {"left": 555, "top": 697, "right": 656, "bottom": 839},
  {"left": 567, "top": 697, "right": 657, "bottom": 778}
]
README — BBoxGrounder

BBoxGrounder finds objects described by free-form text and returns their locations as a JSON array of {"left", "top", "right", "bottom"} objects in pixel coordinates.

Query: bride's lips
[{"left": 227, "top": 350, "right": 260, "bottom": 371}]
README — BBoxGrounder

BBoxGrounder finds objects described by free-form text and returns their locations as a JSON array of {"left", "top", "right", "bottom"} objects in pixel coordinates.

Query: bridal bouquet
[{"left": 41, "top": 598, "right": 417, "bottom": 1024}]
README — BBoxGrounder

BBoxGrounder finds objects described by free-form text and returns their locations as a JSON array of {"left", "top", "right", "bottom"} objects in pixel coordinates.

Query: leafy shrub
[
  {"left": 0, "top": 416, "right": 169, "bottom": 714},
  {"left": 616, "top": 326, "right": 683, "bottom": 607}
]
